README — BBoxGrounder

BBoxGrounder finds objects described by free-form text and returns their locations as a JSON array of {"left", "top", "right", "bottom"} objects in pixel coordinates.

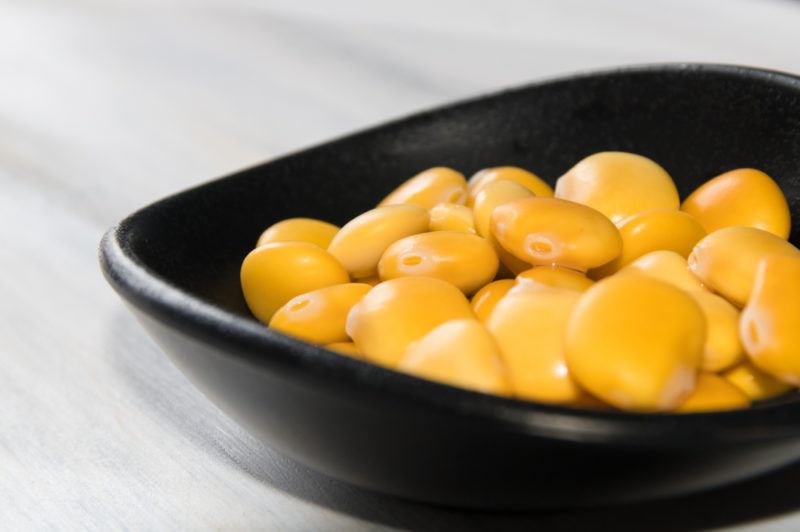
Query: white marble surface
[{"left": 4, "top": 0, "right": 800, "bottom": 529}]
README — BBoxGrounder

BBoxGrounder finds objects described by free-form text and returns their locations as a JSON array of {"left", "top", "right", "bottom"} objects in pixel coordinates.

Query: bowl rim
[{"left": 100, "top": 62, "right": 800, "bottom": 449}]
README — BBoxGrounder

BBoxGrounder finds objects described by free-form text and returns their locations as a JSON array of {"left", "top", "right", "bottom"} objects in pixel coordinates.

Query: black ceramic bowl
[{"left": 101, "top": 64, "right": 800, "bottom": 509}]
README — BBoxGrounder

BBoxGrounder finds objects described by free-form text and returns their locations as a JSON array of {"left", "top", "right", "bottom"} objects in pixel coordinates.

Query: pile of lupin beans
[{"left": 240, "top": 151, "right": 799, "bottom": 413}]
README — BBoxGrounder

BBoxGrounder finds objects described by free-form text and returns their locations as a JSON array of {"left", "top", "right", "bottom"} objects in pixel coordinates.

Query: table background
[{"left": 4, "top": 0, "right": 800, "bottom": 529}]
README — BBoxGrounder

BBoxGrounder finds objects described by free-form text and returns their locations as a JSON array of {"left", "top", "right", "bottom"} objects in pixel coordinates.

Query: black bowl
[{"left": 100, "top": 64, "right": 800, "bottom": 509}]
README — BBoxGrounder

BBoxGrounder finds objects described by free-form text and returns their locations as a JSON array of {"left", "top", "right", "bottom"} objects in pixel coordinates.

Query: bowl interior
[{"left": 121, "top": 64, "right": 800, "bottom": 400}]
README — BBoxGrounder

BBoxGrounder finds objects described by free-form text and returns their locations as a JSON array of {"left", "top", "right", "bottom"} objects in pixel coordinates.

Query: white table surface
[{"left": 4, "top": 0, "right": 800, "bottom": 529}]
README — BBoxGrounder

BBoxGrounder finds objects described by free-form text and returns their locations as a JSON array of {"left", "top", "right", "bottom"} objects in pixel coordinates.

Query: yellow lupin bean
[
  {"left": 620, "top": 252, "right": 740, "bottom": 373},
  {"left": 516, "top": 266, "right": 594, "bottom": 292},
  {"left": 565, "top": 275, "right": 705, "bottom": 412},
  {"left": 487, "top": 287, "right": 585, "bottom": 404},
  {"left": 473, "top": 179, "right": 533, "bottom": 238},
  {"left": 688, "top": 226, "right": 800, "bottom": 307},
  {"left": 740, "top": 254, "right": 800, "bottom": 385},
  {"left": 723, "top": 361, "right": 792, "bottom": 401},
  {"left": 346, "top": 277, "right": 474, "bottom": 367},
  {"left": 326, "top": 342, "right": 362, "bottom": 359},
  {"left": 428, "top": 203, "right": 476, "bottom": 234},
  {"left": 241, "top": 242, "right": 350, "bottom": 324},
  {"left": 491, "top": 197, "right": 622, "bottom": 271},
  {"left": 378, "top": 167, "right": 467, "bottom": 209},
  {"left": 256, "top": 217, "right": 340, "bottom": 249},
  {"left": 681, "top": 168, "right": 791, "bottom": 239},
  {"left": 619, "top": 250, "right": 705, "bottom": 292},
  {"left": 378, "top": 231, "right": 499, "bottom": 294},
  {"left": 470, "top": 279, "right": 515, "bottom": 322},
  {"left": 472, "top": 179, "right": 534, "bottom": 275},
  {"left": 676, "top": 373, "right": 750, "bottom": 413},
  {"left": 555, "top": 152, "right": 680, "bottom": 223},
  {"left": 591, "top": 209, "right": 706, "bottom": 278},
  {"left": 399, "top": 319, "right": 512, "bottom": 396},
  {"left": 467, "top": 166, "right": 553, "bottom": 206},
  {"left": 269, "top": 283, "right": 372, "bottom": 344},
  {"left": 691, "top": 290, "right": 745, "bottom": 373},
  {"left": 327, "top": 204, "right": 429, "bottom": 279}
]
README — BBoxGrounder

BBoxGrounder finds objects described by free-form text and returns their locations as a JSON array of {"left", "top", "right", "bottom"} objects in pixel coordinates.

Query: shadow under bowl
[{"left": 100, "top": 63, "right": 800, "bottom": 509}]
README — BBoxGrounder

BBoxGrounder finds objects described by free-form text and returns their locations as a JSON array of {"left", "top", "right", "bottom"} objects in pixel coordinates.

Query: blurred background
[
  {"left": 5, "top": 0, "right": 800, "bottom": 222},
  {"left": 4, "top": 0, "right": 800, "bottom": 529}
]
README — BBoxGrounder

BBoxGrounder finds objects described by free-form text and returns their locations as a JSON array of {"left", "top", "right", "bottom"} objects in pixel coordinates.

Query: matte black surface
[{"left": 100, "top": 64, "right": 800, "bottom": 509}]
